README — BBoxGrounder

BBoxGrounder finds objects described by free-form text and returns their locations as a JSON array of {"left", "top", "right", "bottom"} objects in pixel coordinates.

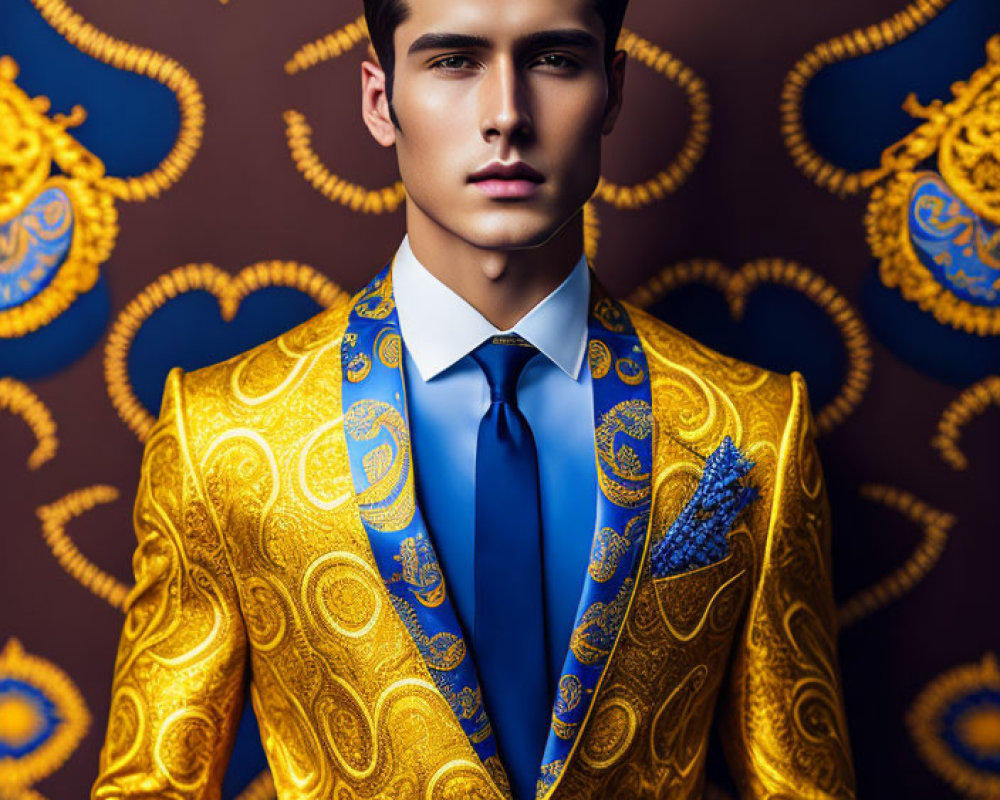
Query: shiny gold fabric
[{"left": 91, "top": 289, "right": 855, "bottom": 800}]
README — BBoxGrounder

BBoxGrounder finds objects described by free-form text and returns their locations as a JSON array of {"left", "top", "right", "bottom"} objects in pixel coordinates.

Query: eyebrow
[{"left": 406, "top": 29, "right": 601, "bottom": 57}]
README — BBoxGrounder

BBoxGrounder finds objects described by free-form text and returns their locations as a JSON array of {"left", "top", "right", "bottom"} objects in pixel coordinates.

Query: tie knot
[{"left": 471, "top": 334, "right": 538, "bottom": 403}]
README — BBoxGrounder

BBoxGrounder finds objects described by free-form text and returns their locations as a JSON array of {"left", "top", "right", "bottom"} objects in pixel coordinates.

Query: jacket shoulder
[
  {"left": 625, "top": 300, "right": 798, "bottom": 455},
  {"left": 168, "top": 289, "right": 355, "bottom": 450}
]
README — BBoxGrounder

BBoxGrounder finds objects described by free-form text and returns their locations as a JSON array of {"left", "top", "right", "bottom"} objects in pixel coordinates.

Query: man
[{"left": 91, "top": 0, "right": 856, "bottom": 797}]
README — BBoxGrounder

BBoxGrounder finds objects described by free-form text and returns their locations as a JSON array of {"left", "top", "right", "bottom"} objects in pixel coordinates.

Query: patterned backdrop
[{"left": 1, "top": 0, "right": 999, "bottom": 797}]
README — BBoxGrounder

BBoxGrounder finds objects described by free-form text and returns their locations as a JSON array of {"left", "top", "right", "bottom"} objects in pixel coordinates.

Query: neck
[{"left": 405, "top": 208, "right": 585, "bottom": 331}]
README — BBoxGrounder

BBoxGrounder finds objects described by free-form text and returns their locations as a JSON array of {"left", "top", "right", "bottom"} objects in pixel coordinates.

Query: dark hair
[{"left": 363, "top": 0, "right": 629, "bottom": 104}]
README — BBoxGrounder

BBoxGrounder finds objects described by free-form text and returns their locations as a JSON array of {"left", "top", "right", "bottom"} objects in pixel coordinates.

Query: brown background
[{"left": 2, "top": 0, "right": 999, "bottom": 797}]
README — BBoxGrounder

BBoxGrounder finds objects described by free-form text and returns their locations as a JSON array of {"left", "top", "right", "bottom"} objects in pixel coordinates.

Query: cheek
[
  {"left": 537, "top": 85, "right": 607, "bottom": 162},
  {"left": 394, "top": 89, "right": 469, "bottom": 182}
]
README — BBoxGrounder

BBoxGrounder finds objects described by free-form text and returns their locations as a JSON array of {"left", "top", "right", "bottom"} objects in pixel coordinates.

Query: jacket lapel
[
  {"left": 340, "top": 264, "right": 660, "bottom": 800},
  {"left": 340, "top": 263, "right": 510, "bottom": 794},
  {"left": 536, "top": 281, "right": 656, "bottom": 798}
]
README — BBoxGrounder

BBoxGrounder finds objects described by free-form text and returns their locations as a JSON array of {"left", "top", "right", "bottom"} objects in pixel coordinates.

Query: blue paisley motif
[
  {"left": 908, "top": 171, "right": 1000, "bottom": 307},
  {"left": 0, "top": 186, "right": 74, "bottom": 311}
]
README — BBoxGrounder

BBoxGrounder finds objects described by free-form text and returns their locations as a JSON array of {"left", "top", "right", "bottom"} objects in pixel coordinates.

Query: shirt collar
[{"left": 392, "top": 234, "right": 590, "bottom": 382}]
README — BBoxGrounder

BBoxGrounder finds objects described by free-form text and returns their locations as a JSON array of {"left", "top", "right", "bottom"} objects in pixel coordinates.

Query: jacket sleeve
[
  {"left": 92, "top": 367, "right": 248, "bottom": 800},
  {"left": 719, "top": 371, "right": 856, "bottom": 799}
]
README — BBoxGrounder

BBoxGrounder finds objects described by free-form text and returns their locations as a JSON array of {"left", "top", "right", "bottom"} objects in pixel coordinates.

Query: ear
[
  {"left": 361, "top": 59, "right": 396, "bottom": 147},
  {"left": 601, "top": 49, "right": 627, "bottom": 135}
]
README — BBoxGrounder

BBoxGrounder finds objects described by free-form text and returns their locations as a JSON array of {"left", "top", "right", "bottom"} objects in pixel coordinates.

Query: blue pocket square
[{"left": 650, "top": 436, "right": 759, "bottom": 578}]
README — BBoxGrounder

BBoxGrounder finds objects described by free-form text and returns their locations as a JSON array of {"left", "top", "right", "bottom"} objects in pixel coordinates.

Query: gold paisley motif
[
  {"left": 313, "top": 674, "right": 379, "bottom": 781},
  {"left": 378, "top": 330, "right": 403, "bottom": 368},
  {"left": 154, "top": 707, "right": 216, "bottom": 791},
  {"left": 200, "top": 429, "right": 281, "bottom": 565},
  {"left": 344, "top": 400, "right": 416, "bottom": 532},
  {"left": 346, "top": 351, "right": 372, "bottom": 383},
  {"left": 571, "top": 578, "right": 635, "bottom": 666},
  {"left": 104, "top": 261, "right": 343, "bottom": 441},
  {"left": 589, "top": 516, "right": 645, "bottom": 583},
  {"left": 614, "top": 357, "right": 645, "bottom": 386},
  {"left": 302, "top": 551, "right": 384, "bottom": 640},
  {"left": 629, "top": 258, "right": 872, "bottom": 435},
  {"left": 102, "top": 686, "right": 145, "bottom": 776},
  {"left": 649, "top": 665, "right": 709, "bottom": 768},
  {"left": 243, "top": 578, "right": 291, "bottom": 653},
  {"left": 588, "top": 339, "right": 613, "bottom": 379},
  {"left": 579, "top": 696, "right": 638, "bottom": 770},
  {"left": 594, "top": 400, "right": 653, "bottom": 508},
  {"left": 427, "top": 759, "right": 502, "bottom": 800},
  {"left": 296, "top": 416, "right": 353, "bottom": 511}
]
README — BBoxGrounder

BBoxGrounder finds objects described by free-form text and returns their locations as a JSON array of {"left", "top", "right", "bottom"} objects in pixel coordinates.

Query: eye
[
  {"left": 533, "top": 53, "right": 578, "bottom": 70},
  {"left": 431, "top": 54, "right": 475, "bottom": 71}
]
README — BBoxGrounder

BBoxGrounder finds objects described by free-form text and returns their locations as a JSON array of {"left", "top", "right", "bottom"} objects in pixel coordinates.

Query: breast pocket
[{"left": 648, "top": 525, "right": 753, "bottom": 647}]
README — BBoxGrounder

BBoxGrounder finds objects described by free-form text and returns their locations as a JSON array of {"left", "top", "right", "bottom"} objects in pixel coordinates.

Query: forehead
[{"left": 396, "top": 0, "right": 604, "bottom": 44}]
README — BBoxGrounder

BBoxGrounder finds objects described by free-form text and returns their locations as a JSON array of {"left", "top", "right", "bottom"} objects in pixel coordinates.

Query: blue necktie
[{"left": 471, "top": 335, "right": 552, "bottom": 800}]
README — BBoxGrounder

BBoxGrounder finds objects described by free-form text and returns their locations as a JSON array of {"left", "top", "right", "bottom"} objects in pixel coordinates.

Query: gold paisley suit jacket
[{"left": 91, "top": 270, "right": 855, "bottom": 800}]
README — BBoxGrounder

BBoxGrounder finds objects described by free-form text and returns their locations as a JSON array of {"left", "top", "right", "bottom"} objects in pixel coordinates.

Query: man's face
[{"left": 366, "top": 0, "right": 624, "bottom": 251}]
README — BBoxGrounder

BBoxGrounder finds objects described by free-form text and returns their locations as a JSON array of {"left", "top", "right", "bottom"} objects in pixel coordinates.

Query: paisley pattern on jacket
[{"left": 91, "top": 267, "right": 855, "bottom": 800}]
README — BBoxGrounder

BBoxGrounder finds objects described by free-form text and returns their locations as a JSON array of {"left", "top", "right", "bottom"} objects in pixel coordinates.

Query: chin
[{"left": 459, "top": 208, "right": 570, "bottom": 251}]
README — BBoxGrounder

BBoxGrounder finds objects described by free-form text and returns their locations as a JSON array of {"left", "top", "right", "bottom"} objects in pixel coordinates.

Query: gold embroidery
[
  {"left": 594, "top": 29, "right": 710, "bottom": 210},
  {"left": 932, "top": 375, "right": 1000, "bottom": 470},
  {"left": 0, "top": 378, "right": 58, "bottom": 469},
  {"left": 37, "top": 485, "right": 129, "bottom": 610},
  {"left": 780, "top": 0, "right": 953, "bottom": 195},
  {"left": 28, "top": 0, "right": 205, "bottom": 202}
]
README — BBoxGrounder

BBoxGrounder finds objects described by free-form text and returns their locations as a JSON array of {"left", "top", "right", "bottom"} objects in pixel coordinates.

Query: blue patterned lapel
[
  {"left": 341, "top": 263, "right": 655, "bottom": 800},
  {"left": 341, "top": 262, "right": 508, "bottom": 792},
  {"left": 536, "top": 281, "right": 655, "bottom": 799}
]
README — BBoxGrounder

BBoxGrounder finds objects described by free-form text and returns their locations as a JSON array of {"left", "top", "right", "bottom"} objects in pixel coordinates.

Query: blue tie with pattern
[{"left": 471, "top": 334, "right": 552, "bottom": 800}]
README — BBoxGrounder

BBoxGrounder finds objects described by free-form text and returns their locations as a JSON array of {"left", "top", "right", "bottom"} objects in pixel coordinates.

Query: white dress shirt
[{"left": 392, "top": 235, "right": 597, "bottom": 694}]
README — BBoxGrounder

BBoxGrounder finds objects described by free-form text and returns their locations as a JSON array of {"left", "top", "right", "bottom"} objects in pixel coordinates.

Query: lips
[
  {"left": 468, "top": 161, "right": 545, "bottom": 199},
  {"left": 468, "top": 161, "right": 545, "bottom": 183}
]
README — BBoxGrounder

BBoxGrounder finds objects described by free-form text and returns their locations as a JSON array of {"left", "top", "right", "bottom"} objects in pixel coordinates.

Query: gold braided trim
[
  {"left": 594, "top": 28, "right": 710, "bottom": 210},
  {"left": 104, "top": 261, "right": 345, "bottom": 441},
  {"left": 0, "top": 378, "right": 58, "bottom": 469},
  {"left": 36, "top": 485, "right": 128, "bottom": 610},
  {"left": 626, "top": 258, "right": 872, "bottom": 435},
  {"left": 780, "top": 0, "right": 953, "bottom": 196},
  {"left": 583, "top": 200, "right": 600, "bottom": 263},
  {"left": 907, "top": 653, "right": 1000, "bottom": 799},
  {"left": 283, "top": 16, "right": 403, "bottom": 214},
  {"left": 0, "top": 639, "right": 89, "bottom": 793},
  {"left": 234, "top": 770, "right": 276, "bottom": 800},
  {"left": 285, "top": 14, "right": 369, "bottom": 75},
  {"left": 837, "top": 484, "right": 953, "bottom": 629},
  {"left": 28, "top": 0, "right": 205, "bottom": 201},
  {"left": 283, "top": 109, "right": 405, "bottom": 214},
  {"left": 932, "top": 376, "right": 1000, "bottom": 470}
]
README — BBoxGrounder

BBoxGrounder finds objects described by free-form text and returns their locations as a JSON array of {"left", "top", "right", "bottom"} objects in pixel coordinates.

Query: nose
[{"left": 479, "top": 55, "right": 533, "bottom": 148}]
